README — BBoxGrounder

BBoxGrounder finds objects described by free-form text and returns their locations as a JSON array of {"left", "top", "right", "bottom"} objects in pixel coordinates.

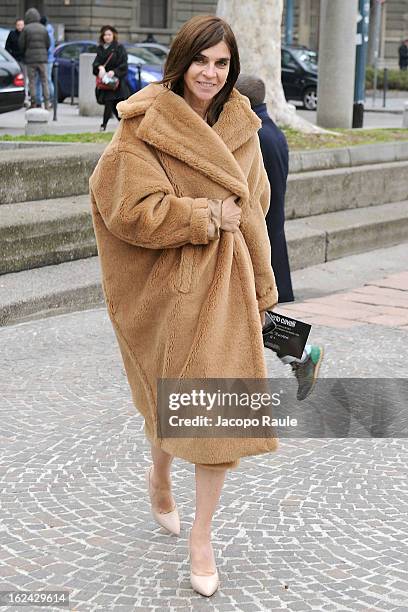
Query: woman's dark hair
[
  {"left": 159, "top": 15, "right": 240, "bottom": 126},
  {"left": 99, "top": 25, "right": 118, "bottom": 45}
]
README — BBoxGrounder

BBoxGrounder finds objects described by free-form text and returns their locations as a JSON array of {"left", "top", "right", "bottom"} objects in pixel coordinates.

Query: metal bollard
[
  {"left": 383, "top": 68, "right": 388, "bottom": 108},
  {"left": 137, "top": 64, "right": 142, "bottom": 91},
  {"left": 52, "top": 61, "right": 59, "bottom": 121},
  {"left": 403, "top": 102, "right": 408, "bottom": 128},
  {"left": 70, "top": 59, "right": 75, "bottom": 105}
]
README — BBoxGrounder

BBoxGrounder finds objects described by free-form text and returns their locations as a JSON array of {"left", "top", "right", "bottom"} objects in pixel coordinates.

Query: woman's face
[
  {"left": 183, "top": 40, "right": 231, "bottom": 106},
  {"left": 103, "top": 29, "right": 114, "bottom": 44}
]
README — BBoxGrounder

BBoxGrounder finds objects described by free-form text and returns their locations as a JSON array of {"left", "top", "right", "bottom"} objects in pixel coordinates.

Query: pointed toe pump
[
  {"left": 190, "top": 568, "right": 220, "bottom": 597},
  {"left": 145, "top": 465, "right": 180, "bottom": 535},
  {"left": 189, "top": 532, "right": 220, "bottom": 597}
]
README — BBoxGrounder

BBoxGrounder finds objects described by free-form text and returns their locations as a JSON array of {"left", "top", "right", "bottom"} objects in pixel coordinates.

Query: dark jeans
[{"left": 102, "top": 100, "right": 120, "bottom": 127}]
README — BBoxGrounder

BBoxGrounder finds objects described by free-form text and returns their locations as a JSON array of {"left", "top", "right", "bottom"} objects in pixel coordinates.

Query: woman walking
[
  {"left": 92, "top": 25, "right": 129, "bottom": 131},
  {"left": 89, "top": 15, "right": 278, "bottom": 597}
]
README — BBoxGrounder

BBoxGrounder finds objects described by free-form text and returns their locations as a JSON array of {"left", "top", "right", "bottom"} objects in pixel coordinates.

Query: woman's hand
[
  {"left": 221, "top": 195, "right": 241, "bottom": 233},
  {"left": 106, "top": 70, "right": 115, "bottom": 77},
  {"left": 98, "top": 66, "right": 106, "bottom": 76}
]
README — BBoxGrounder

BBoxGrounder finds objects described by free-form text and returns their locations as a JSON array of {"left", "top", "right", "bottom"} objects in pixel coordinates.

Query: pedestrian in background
[
  {"left": 18, "top": 8, "right": 50, "bottom": 109},
  {"left": 143, "top": 33, "right": 157, "bottom": 43},
  {"left": 398, "top": 39, "right": 408, "bottom": 71},
  {"left": 236, "top": 75, "right": 324, "bottom": 399},
  {"left": 90, "top": 15, "right": 279, "bottom": 598},
  {"left": 35, "top": 16, "right": 55, "bottom": 105},
  {"left": 5, "top": 18, "right": 29, "bottom": 105},
  {"left": 5, "top": 18, "right": 24, "bottom": 62},
  {"left": 92, "top": 25, "right": 129, "bottom": 131},
  {"left": 236, "top": 74, "right": 294, "bottom": 303}
]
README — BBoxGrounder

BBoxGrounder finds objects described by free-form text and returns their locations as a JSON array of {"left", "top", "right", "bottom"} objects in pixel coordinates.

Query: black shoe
[{"left": 99, "top": 124, "right": 107, "bottom": 132}]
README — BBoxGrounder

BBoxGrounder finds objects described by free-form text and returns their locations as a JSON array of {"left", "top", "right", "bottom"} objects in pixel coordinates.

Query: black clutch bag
[
  {"left": 262, "top": 310, "right": 277, "bottom": 338},
  {"left": 262, "top": 310, "right": 311, "bottom": 359}
]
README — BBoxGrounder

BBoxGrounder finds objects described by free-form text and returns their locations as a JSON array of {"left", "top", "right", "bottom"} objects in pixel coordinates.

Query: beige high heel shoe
[
  {"left": 189, "top": 531, "right": 220, "bottom": 597},
  {"left": 145, "top": 465, "right": 180, "bottom": 535}
]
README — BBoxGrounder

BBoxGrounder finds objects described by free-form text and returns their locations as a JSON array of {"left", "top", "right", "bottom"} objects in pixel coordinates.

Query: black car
[
  {"left": 281, "top": 45, "right": 318, "bottom": 110},
  {"left": 0, "top": 46, "right": 25, "bottom": 114}
]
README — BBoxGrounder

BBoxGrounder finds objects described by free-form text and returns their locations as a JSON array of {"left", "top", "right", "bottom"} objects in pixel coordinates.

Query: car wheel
[{"left": 303, "top": 87, "right": 317, "bottom": 111}]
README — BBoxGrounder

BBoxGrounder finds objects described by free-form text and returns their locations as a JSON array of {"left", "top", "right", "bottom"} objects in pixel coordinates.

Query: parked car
[
  {"left": 53, "top": 41, "right": 94, "bottom": 102},
  {"left": 0, "top": 46, "right": 25, "bottom": 114},
  {"left": 281, "top": 45, "right": 318, "bottom": 110},
  {"left": 54, "top": 40, "right": 163, "bottom": 102},
  {"left": 132, "top": 42, "right": 169, "bottom": 64},
  {"left": 124, "top": 44, "right": 163, "bottom": 92},
  {"left": 124, "top": 44, "right": 163, "bottom": 65}
]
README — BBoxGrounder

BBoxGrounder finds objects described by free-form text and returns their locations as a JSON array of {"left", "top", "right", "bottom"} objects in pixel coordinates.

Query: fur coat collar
[{"left": 117, "top": 84, "right": 261, "bottom": 200}]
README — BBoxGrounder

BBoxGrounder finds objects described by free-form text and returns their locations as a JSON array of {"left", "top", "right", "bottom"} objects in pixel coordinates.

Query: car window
[
  {"left": 58, "top": 45, "right": 83, "bottom": 60},
  {"left": 87, "top": 44, "right": 98, "bottom": 53},
  {"left": 0, "top": 28, "right": 10, "bottom": 48},
  {"left": 126, "top": 47, "right": 161, "bottom": 65},
  {"left": 0, "top": 48, "right": 10, "bottom": 61},
  {"left": 281, "top": 50, "right": 298, "bottom": 69},
  {"left": 127, "top": 53, "right": 147, "bottom": 65},
  {"left": 137, "top": 45, "right": 167, "bottom": 62},
  {"left": 290, "top": 48, "right": 318, "bottom": 70}
]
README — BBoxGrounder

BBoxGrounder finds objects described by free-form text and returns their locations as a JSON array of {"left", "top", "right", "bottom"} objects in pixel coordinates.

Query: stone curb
[
  {"left": 1, "top": 200, "right": 407, "bottom": 326},
  {"left": 289, "top": 140, "right": 408, "bottom": 172},
  {"left": 0, "top": 140, "right": 407, "bottom": 204}
]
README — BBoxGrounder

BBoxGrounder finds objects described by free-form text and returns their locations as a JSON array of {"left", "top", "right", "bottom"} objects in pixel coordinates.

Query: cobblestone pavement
[{"left": 1, "top": 305, "right": 408, "bottom": 612}]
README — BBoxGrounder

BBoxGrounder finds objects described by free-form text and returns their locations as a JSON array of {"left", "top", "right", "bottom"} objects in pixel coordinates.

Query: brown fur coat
[{"left": 89, "top": 84, "right": 279, "bottom": 467}]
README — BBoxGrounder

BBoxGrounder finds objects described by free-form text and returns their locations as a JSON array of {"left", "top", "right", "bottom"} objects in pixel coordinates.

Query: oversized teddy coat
[{"left": 89, "top": 83, "right": 279, "bottom": 467}]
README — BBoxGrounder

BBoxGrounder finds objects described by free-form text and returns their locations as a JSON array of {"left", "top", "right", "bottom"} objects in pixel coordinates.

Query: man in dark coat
[
  {"left": 5, "top": 18, "right": 25, "bottom": 63},
  {"left": 236, "top": 75, "right": 325, "bottom": 401},
  {"left": 5, "top": 17, "right": 28, "bottom": 105},
  {"left": 399, "top": 40, "right": 408, "bottom": 71},
  {"left": 236, "top": 75, "right": 294, "bottom": 303},
  {"left": 18, "top": 8, "right": 50, "bottom": 109}
]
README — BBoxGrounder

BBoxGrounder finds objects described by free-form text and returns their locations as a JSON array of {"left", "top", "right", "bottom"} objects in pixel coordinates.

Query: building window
[{"left": 140, "top": 0, "right": 168, "bottom": 29}]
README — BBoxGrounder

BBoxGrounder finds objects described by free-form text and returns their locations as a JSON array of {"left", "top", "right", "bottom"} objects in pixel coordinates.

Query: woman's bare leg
[
  {"left": 150, "top": 445, "right": 175, "bottom": 513},
  {"left": 190, "top": 465, "right": 227, "bottom": 575}
]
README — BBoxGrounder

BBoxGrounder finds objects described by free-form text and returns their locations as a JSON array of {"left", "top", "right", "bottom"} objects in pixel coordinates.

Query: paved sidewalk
[
  {"left": 0, "top": 102, "right": 117, "bottom": 137},
  {"left": 365, "top": 91, "right": 408, "bottom": 114},
  {"left": 297, "top": 108, "right": 405, "bottom": 129},
  {"left": 1, "top": 98, "right": 406, "bottom": 136},
  {"left": 282, "top": 271, "right": 408, "bottom": 329},
  {"left": 0, "top": 267, "right": 407, "bottom": 610}
]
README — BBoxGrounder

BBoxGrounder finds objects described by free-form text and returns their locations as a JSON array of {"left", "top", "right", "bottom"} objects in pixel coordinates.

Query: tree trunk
[{"left": 216, "top": 0, "right": 324, "bottom": 133}]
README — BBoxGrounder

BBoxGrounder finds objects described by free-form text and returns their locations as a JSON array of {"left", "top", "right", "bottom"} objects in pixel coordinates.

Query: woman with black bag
[{"left": 92, "top": 25, "right": 130, "bottom": 131}]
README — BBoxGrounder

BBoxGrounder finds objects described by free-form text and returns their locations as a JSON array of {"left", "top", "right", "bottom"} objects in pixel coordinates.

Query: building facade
[
  {"left": 1, "top": 0, "right": 406, "bottom": 66},
  {"left": 286, "top": 0, "right": 408, "bottom": 69},
  {"left": 1, "top": 0, "right": 218, "bottom": 44}
]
